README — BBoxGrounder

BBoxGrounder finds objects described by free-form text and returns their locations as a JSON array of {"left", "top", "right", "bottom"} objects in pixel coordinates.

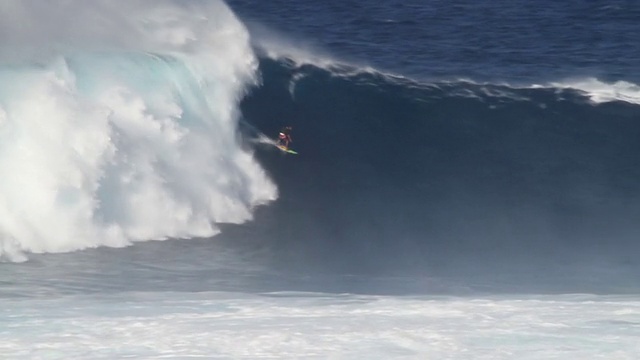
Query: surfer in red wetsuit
[{"left": 277, "top": 126, "right": 293, "bottom": 149}]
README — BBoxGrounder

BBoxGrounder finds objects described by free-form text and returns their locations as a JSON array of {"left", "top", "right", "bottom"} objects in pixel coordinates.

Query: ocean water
[{"left": 1, "top": 0, "right": 640, "bottom": 358}]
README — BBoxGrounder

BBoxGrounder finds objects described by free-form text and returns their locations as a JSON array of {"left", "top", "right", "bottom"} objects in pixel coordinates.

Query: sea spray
[{"left": 0, "top": 0, "right": 277, "bottom": 261}]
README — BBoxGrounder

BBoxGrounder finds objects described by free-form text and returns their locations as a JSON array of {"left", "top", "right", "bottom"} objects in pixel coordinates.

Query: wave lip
[
  {"left": 543, "top": 78, "right": 640, "bottom": 105},
  {"left": 0, "top": 0, "right": 277, "bottom": 261}
]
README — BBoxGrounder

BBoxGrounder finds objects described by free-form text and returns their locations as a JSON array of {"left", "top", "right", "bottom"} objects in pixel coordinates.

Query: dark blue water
[
  {"left": 229, "top": 0, "right": 640, "bottom": 82},
  {"left": 218, "top": 0, "right": 640, "bottom": 291}
]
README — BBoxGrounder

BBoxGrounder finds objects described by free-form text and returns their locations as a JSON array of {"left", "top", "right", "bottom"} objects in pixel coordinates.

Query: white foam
[
  {"left": 1, "top": 293, "right": 639, "bottom": 359},
  {"left": 0, "top": 1, "right": 277, "bottom": 260},
  {"left": 430, "top": 77, "right": 640, "bottom": 105},
  {"left": 546, "top": 78, "right": 640, "bottom": 105}
]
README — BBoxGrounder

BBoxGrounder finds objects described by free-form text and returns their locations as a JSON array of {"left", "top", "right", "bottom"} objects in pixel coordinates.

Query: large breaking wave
[
  {"left": 0, "top": 0, "right": 276, "bottom": 261},
  {"left": 3, "top": 0, "right": 640, "bottom": 285},
  {"left": 238, "top": 54, "right": 640, "bottom": 277}
]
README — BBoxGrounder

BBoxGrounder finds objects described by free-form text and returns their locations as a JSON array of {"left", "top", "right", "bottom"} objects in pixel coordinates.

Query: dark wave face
[{"left": 235, "top": 57, "right": 640, "bottom": 289}]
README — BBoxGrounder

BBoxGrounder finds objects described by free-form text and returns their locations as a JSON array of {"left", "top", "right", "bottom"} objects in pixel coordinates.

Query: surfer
[{"left": 277, "top": 126, "right": 293, "bottom": 149}]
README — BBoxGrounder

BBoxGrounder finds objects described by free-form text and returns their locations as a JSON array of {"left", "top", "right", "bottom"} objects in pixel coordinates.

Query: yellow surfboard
[{"left": 277, "top": 145, "right": 298, "bottom": 154}]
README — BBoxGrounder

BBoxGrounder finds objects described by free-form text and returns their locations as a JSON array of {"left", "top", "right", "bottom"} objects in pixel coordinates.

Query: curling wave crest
[{"left": 0, "top": 0, "right": 277, "bottom": 261}]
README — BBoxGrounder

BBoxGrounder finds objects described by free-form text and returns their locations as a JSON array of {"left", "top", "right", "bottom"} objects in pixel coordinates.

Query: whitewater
[
  {"left": 3, "top": 291, "right": 639, "bottom": 359},
  {"left": 0, "top": 0, "right": 276, "bottom": 261},
  {"left": 1, "top": 0, "right": 640, "bottom": 359}
]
